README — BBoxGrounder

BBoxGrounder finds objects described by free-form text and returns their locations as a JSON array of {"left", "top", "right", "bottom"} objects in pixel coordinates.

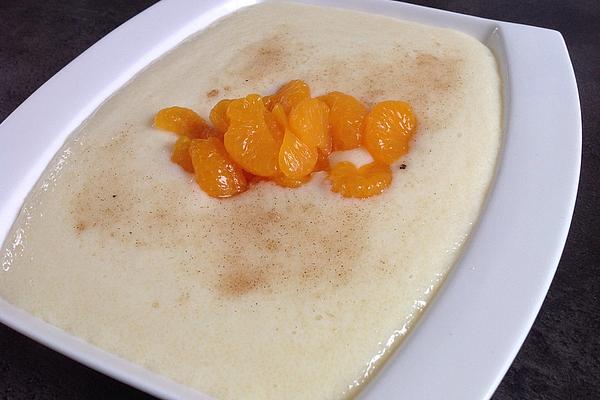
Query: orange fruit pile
[{"left": 154, "top": 79, "right": 417, "bottom": 198}]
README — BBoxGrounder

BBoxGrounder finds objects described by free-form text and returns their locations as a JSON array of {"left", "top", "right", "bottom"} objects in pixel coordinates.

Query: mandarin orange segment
[
  {"left": 264, "top": 109, "right": 283, "bottom": 145},
  {"left": 226, "top": 93, "right": 265, "bottom": 121},
  {"left": 209, "top": 99, "right": 232, "bottom": 134},
  {"left": 278, "top": 128, "right": 318, "bottom": 179},
  {"left": 319, "top": 91, "right": 367, "bottom": 151},
  {"left": 314, "top": 151, "right": 330, "bottom": 172},
  {"left": 363, "top": 100, "right": 417, "bottom": 164},
  {"left": 262, "top": 95, "right": 274, "bottom": 110},
  {"left": 171, "top": 136, "right": 194, "bottom": 173},
  {"left": 271, "top": 103, "right": 288, "bottom": 129},
  {"left": 289, "top": 98, "right": 331, "bottom": 154},
  {"left": 269, "top": 80, "right": 311, "bottom": 113},
  {"left": 154, "top": 106, "right": 213, "bottom": 139},
  {"left": 189, "top": 137, "right": 247, "bottom": 198},
  {"left": 329, "top": 161, "right": 392, "bottom": 198},
  {"left": 224, "top": 94, "right": 279, "bottom": 177},
  {"left": 272, "top": 173, "right": 311, "bottom": 188}
]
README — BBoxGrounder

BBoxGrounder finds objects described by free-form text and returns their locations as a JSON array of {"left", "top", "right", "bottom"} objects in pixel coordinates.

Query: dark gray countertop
[{"left": 1, "top": 0, "right": 598, "bottom": 399}]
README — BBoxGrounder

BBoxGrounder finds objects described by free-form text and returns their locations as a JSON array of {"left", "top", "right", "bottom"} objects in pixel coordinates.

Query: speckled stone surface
[{"left": 0, "top": 0, "right": 598, "bottom": 399}]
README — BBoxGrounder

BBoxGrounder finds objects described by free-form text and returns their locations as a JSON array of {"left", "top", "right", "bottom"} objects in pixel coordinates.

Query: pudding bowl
[{"left": 0, "top": 1, "right": 580, "bottom": 399}]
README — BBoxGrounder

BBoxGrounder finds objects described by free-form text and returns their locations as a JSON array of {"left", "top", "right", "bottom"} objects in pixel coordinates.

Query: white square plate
[{"left": 0, "top": 0, "right": 580, "bottom": 399}]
